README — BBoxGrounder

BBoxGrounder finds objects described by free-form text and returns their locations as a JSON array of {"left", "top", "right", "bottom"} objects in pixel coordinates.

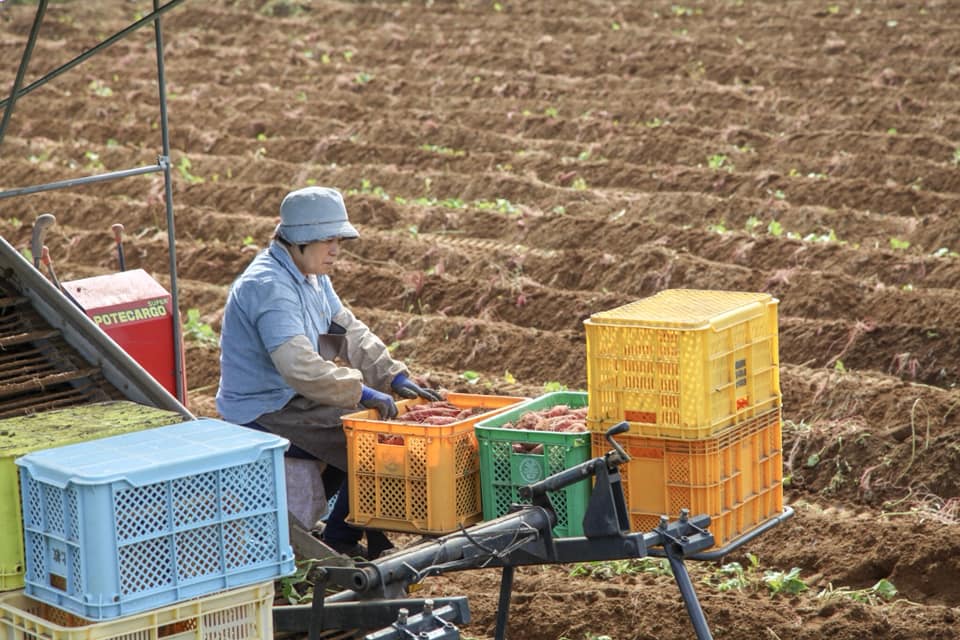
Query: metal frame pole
[
  {"left": 0, "top": 0, "right": 48, "bottom": 147},
  {"left": 0, "top": 0, "right": 187, "bottom": 116},
  {"left": 664, "top": 542, "right": 714, "bottom": 640},
  {"left": 0, "top": 164, "right": 166, "bottom": 200},
  {"left": 493, "top": 565, "right": 514, "bottom": 640},
  {"left": 152, "top": 0, "right": 186, "bottom": 404},
  {"left": 0, "top": 0, "right": 189, "bottom": 405}
]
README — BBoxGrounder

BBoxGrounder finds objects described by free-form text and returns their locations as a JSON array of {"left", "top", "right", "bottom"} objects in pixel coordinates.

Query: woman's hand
[{"left": 391, "top": 373, "right": 442, "bottom": 402}]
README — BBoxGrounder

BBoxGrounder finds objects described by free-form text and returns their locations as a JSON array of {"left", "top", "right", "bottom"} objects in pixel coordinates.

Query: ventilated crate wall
[
  {"left": 0, "top": 581, "right": 273, "bottom": 640},
  {"left": 350, "top": 426, "right": 481, "bottom": 534},
  {"left": 475, "top": 392, "right": 592, "bottom": 538},
  {"left": 592, "top": 408, "right": 783, "bottom": 548},
  {"left": 343, "top": 393, "right": 525, "bottom": 535},
  {"left": 16, "top": 419, "right": 294, "bottom": 620},
  {"left": 0, "top": 458, "right": 21, "bottom": 592},
  {"left": 585, "top": 289, "right": 781, "bottom": 439},
  {"left": 0, "top": 402, "right": 187, "bottom": 593}
]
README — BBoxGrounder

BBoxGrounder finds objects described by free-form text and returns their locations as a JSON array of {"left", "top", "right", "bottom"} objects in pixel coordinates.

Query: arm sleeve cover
[
  {"left": 270, "top": 334, "right": 364, "bottom": 407},
  {"left": 334, "top": 307, "right": 407, "bottom": 390}
]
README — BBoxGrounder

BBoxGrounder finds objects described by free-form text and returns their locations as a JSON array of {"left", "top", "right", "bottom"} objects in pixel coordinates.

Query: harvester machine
[
  {"left": 274, "top": 422, "right": 794, "bottom": 640},
  {"left": 0, "top": 234, "right": 191, "bottom": 420}
]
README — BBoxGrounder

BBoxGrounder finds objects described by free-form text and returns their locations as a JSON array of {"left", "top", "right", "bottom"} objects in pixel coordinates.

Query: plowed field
[{"left": 2, "top": 1, "right": 960, "bottom": 638}]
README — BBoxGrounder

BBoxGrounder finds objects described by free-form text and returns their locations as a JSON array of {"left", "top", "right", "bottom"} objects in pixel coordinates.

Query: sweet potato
[
  {"left": 511, "top": 442, "right": 544, "bottom": 454},
  {"left": 500, "top": 405, "right": 588, "bottom": 433},
  {"left": 386, "top": 401, "right": 485, "bottom": 424}
]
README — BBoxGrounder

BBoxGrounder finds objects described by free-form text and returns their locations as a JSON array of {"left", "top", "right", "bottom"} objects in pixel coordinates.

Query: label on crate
[
  {"left": 518, "top": 457, "right": 543, "bottom": 483},
  {"left": 48, "top": 538, "right": 68, "bottom": 574}
]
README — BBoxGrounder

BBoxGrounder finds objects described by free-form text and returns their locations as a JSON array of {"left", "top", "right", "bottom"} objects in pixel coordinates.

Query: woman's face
[{"left": 291, "top": 237, "right": 341, "bottom": 275}]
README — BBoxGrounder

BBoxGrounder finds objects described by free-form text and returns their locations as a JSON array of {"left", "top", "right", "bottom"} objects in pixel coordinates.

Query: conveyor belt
[{"left": 0, "top": 279, "right": 121, "bottom": 418}]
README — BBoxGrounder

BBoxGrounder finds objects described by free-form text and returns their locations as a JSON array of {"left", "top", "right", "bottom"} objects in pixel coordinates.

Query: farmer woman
[{"left": 216, "top": 186, "right": 440, "bottom": 560}]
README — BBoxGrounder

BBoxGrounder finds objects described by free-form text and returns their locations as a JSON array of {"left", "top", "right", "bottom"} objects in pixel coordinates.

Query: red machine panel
[{"left": 64, "top": 269, "right": 186, "bottom": 401}]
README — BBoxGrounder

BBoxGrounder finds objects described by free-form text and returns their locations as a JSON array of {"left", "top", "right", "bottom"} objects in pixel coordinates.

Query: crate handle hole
[
  {"left": 49, "top": 572, "right": 66, "bottom": 591},
  {"left": 512, "top": 442, "right": 544, "bottom": 455}
]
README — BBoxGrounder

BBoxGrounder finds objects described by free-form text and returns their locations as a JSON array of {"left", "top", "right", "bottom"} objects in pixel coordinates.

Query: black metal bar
[
  {"left": 273, "top": 597, "right": 471, "bottom": 635},
  {"left": 363, "top": 601, "right": 467, "bottom": 640},
  {"left": 0, "top": 164, "right": 164, "bottom": 200},
  {"left": 0, "top": 0, "right": 188, "bottom": 113},
  {"left": 322, "top": 507, "right": 555, "bottom": 599},
  {"left": 153, "top": 0, "right": 186, "bottom": 405},
  {"left": 518, "top": 423, "right": 629, "bottom": 502},
  {"left": 307, "top": 569, "right": 329, "bottom": 640},
  {"left": 521, "top": 456, "right": 601, "bottom": 500},
  {"left": 324, "top": 511, "right": 713, "bottom": 599},
  {"left": 0, "top": 0, "right": 48, "bottom": 147},
  {"left": 493, "top": 565, "right": 514, "bottom": 640},
  {"left": 663, "top": 542, "right": 713, "bottom": 640},
  {"left": 646, "top": 507, "right": 795, "bottom": 562},
  {"left": 112, "top": 224, "right": 127, "bottom": 271},
  {"left": 581, "top": 461, "right": 630, "bottom": 537}
]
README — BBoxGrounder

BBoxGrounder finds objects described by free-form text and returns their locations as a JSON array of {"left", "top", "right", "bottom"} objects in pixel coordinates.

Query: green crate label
[{"left": 517, "top": 457, "right": 543, "bottom": 484}]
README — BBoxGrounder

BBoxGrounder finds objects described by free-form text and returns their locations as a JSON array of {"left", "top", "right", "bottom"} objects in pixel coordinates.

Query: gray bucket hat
[{"left": 275, "top": 186, "right": 359, "bottom": 243}]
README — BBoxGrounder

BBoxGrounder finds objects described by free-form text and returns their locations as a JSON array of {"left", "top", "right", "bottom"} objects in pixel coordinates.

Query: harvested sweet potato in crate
[
  {"left": 475, "top": 392, "right": 593, "bottom": 537},
  {"left": 342, "top": 392, "right": 526, "bottom": 535}
]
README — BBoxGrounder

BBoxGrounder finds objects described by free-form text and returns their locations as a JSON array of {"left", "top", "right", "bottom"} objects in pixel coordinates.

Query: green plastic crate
[
  {"left": 0, "top": 401, "right": 187, "bottom": 592},
  {"left": 475, "top": 392, "right": 592, "bottom": 537}
]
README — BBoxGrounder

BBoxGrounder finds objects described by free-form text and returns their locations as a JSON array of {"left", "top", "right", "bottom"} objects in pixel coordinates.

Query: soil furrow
[{"left": 4, "top": 1, "right": 960, "bottom": 637}]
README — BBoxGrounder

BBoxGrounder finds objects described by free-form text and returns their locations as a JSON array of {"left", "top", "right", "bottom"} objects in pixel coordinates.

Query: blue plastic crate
[{"left": 15, "top": 419, "right": 295, "bottom": 621}]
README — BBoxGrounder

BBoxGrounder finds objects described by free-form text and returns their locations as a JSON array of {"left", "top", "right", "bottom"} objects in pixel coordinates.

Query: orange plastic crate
[
  {"left": 343, "top": 393, "right": 526, "bottom": 535},
  {"left": 593, "top": 407, "right": 783, "bottom": 548},
  {"left": 585, "top": 289, "right": 781, "bottom": 439}
]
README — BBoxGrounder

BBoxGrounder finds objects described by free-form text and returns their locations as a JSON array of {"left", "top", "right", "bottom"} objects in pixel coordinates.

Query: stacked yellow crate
[{"left": 585, "top": 289, "right": 784, "bottom": 548}]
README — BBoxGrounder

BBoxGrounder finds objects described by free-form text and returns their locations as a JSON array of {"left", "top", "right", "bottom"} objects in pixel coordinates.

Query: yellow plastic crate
[
  {"left": 0, "top": 581, "right": 273, "bottom": 640},
  {"left": 343, "top": 393, "right": 527, "bottom": 535},
  {"left": 0, "top": 402, "right": 187, "bottom": 593},
  {"left": 593, "top": 407, "right": 783, "bottom": 549},
  {"left": 585, "top": 289, "right": 781, "bottom": 438}
]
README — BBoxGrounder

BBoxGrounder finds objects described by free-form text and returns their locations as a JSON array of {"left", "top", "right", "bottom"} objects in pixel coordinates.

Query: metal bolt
[
  {"left": 397, "top": 608, "right": 409, "bottom": 625},
  {"left": 423, "top": 599, "right": 434, "bottom": 616}
]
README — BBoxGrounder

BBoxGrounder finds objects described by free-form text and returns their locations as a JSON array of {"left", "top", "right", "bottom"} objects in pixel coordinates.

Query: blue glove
[
  {"left": 391, "top": 373, "right": 442, "bottom": 402},
  {"left": 360, "top": 385, "right": 398, "bottom": 419}
]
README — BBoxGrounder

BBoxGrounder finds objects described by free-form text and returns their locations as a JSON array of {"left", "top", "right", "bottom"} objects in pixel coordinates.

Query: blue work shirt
[{"left": 216, "top": 241, "right": 343, "bottom": 424}]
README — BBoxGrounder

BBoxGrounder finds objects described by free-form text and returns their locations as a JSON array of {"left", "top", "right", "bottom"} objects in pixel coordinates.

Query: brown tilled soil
[{"left": 2, "top": 1, "right": 960, "bottom": 638}]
